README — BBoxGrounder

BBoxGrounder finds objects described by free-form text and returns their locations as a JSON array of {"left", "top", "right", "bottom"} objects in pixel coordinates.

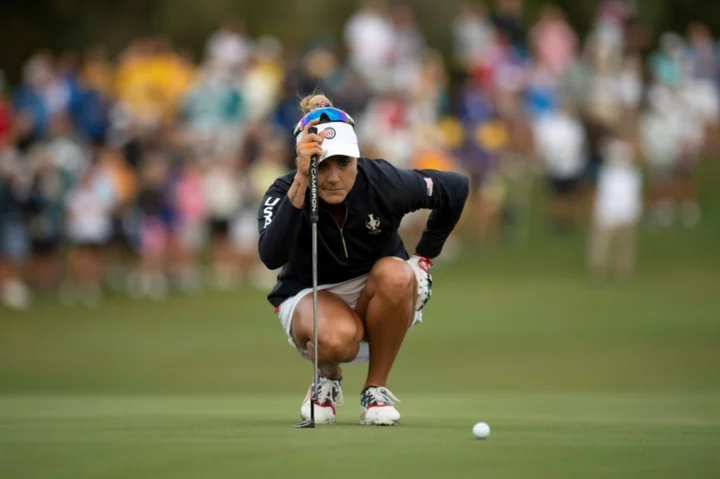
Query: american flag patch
[{"left": 424, "top": 177, "right": 434, "bottom": 196}]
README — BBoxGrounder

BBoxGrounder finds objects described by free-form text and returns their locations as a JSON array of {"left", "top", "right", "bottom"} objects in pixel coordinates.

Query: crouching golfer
[{"left": 258, "top": 94, "right": 469, "bottom": 425}]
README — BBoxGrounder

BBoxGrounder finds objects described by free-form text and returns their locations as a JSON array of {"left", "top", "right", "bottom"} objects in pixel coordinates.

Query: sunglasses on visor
[{"left": 293, "top": 107, "right": 356, "bottom": 137}]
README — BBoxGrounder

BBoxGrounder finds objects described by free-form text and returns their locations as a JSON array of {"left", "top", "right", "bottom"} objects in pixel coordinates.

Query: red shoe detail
[
  {"left": 315, "top": 402, "right": 336, "bottom": 415},
  {"left": 304, "top": 388, "right": 337, "bottom": 415}
]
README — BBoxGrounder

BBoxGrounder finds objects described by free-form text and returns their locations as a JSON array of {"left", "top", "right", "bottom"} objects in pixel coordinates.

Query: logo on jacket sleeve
[
  {"left": 263, "top": 197, "right": 280, "bottom": 228},
  {"left": 366, "top": 214, "right": 382, "bottom": 235},
  {"left": 424, "top": 177, "right": 434, "bottom": 196}
]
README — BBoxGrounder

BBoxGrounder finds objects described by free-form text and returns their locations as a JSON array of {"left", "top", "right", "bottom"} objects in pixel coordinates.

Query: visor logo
[{"left": 324, "top": 128, "right": 336, "bottom": 139}]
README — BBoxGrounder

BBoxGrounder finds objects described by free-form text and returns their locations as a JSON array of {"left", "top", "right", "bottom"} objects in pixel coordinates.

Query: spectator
[
  {"left": 686, "top": 22, "right": 720, "bottom": 140},
  {"left": 390, "top": 5, "right": 426, "bottom": 92},
  {"left": 13, "top": 53, "right": 56, "bottom": 144},
  {"left": 588, "top": 118, "right": 642, "bottom": 281},
  {"left": 99, "top": 143, "right": 138, "bottom": 292},
  {"left": 131, "top": 151, "right": 174, "bottom": 299},
  {"left": 298, "top": 42, "right": 370, "bottom": 119},
  {"left": 45, "top": 112, "right": 89, "bottom": 176},
  {"left": 588, "top": 0, "right": 628, "bottom": 61},
  {"left": 0, "top": 71, "right": 11, "bottom": 141},
  {"left": 172, "top": 158, "right": 207, "bottom": 292},
  {"left": 452, "top": 1, "right": 496, "bottom": 72},
  {"left": 525, "top": 66, "right": 561, "bottom": 121},
  {"left": 344, "top": 0, "right": 396, "bottom": 92},
  {"left": 454, "top": 77, "right": 495, "bottom": 197},
  {"left": 270, "top": 77, "right": 305, "bottom": 164},
  {"left": 648, "top": 33, "right": 686, "bottom": 89},
  {"left": 475, "top": 27, "right": 526, "bottom": 95},
  {"left": 114, "top": 39, "right": 163, "bottom": 131},
  {"left": 407, "top": 50, "right": 450, "bottom": 131},
  {"left": 492, "top": 0, "right": 525, "bottom": 47},
  {"left": 55, "top": 51, "right": 82, "bottom": 116},
  {"left": 206, "top": 19, "right": 252, "bottom": 80},
  {"left": 81, "top": 45, "right": 115, "bottom": 98},
  {"left": 529, "top": 5, "right": 578, "bottom": 79},
  {"left": 181, "top": 61, "right": 245, "bottom": 154},
  {"left": 639, "top": 84, "right": 681, "bottom": 227},
  {"left": 472, "top": 118, "right": 510, "bottom": 243},
  {"left": 242, "top": 36, "right": 285, "bottom": 123},
  {"left": 0, "top": 144, "right": 32, "bottom": 310},
  {"left": 61, "top": 161, "right": 115, "bottom": 306},
  {"left": 25, "top": 143, "right": 70, "bottom": 292},
  {"left": 154, "top": 38, "right": 196, "bottom": 124},
  {"left": 533, "top": 99, "right": 587, "bottom": 233},
  {"left": 403, "top": 125, "right": 462, "bottom": 259},
  {"left": 242, "top": 131, "right": 289, "bottom": 289},
  {"left": 497, "top": 90, "right": 536, "bottom": 245},
  {"left": 115, "top": 38, "right": 194, "bottom": 133},
  {"left": 357, "top": 91, "right": 412, "bottom": 167},
  {"left": 643, "top": 35, "right": 704, "bottom": 229},
  {"left": 202, "top": 153, "right": 243, "bottom": 289}
]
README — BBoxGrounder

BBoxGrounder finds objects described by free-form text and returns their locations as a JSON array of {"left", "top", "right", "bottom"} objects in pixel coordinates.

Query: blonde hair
[{"left": 299, "top": 93, "right": 333, "bottom": 114}]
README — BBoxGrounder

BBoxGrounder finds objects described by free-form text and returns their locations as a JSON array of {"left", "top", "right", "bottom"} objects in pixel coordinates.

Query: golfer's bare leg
[
  {"left": 291, "top": 291, "right": 365, "bottom": 379},
  {"left": 355, "top": 257, "right": 417, "bottom": 388}
]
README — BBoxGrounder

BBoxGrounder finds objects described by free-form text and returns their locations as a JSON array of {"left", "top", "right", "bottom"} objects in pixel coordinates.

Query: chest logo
[{"left": 366, "top": 214, "right": 382, "bottom": 235}]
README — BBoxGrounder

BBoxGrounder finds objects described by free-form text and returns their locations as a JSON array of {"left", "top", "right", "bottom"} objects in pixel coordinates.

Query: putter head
[{"left": 293, "top": 418, "right": 315, "bottom": 428}]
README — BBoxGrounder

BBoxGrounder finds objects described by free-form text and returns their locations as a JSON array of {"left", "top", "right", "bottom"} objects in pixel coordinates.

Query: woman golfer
[{"left": 258, "top": 94, "right": 469, "bottom": 425}]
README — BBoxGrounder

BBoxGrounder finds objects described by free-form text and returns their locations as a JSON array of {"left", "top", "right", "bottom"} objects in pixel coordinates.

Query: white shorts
[{"left": 276, "top": 258, "right": 431, "bottom": 364}]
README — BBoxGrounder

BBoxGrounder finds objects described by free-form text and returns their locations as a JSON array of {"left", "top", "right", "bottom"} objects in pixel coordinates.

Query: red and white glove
[
  {"left": 408, "top": 254, "right": 433, "bottom": 274},
  {"left": 407, "top": 254, "right": 433, "bottom": 311}
]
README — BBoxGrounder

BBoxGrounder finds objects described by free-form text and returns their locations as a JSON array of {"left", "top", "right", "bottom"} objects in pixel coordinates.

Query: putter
[{"left": 294, "top": 126, "right": 320, "bottom": 429}]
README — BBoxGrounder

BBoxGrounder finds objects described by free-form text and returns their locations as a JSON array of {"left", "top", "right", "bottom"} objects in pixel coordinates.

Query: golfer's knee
[
  {"left": 317, "top": 317, "right": 362, "bottom": 363},
  {"left": 371, "top": 258, "right": 415, "bottom": 304}
]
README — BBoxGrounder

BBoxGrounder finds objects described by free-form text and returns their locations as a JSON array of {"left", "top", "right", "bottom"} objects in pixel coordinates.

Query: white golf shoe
[
  {"left": 300, "top": 377, "right": 343, "bottom": 424},
  {"left": 360, "top": 386, "right": 401, "bottom": 426}
]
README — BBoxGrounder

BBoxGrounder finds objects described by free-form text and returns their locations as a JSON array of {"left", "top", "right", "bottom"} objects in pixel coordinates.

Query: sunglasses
[{"left": 293, "top": 107, "right": 356, "bottom": 137}]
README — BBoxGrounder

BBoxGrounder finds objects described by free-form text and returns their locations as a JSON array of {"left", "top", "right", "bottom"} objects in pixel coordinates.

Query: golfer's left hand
[
  {"left": 408, "top": 254, "right": 433, "bottom": 274},
  {"left": 408, "top": 254, "right": 433, "bottom": 312}
]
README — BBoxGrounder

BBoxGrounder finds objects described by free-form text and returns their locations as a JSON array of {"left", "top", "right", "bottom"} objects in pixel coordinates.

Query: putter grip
[{"left": 309, "top": 126, "right": 319, "bottom": 224}]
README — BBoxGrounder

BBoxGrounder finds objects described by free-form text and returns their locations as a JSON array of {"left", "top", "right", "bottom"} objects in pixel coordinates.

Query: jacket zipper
[
  {"left": 339, "top": 229, "right": 349, "bottom": 259},
  {"left": 324, "top": 203, "right": 349, "bottom": 259},
  {"left": 338, "top": 203, "right": 349, "bottom": 259}
]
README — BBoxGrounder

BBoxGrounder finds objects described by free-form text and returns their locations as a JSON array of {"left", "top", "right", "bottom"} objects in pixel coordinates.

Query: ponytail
[{"left": 299, "top": 93, "right": 333, "bottom": 114}]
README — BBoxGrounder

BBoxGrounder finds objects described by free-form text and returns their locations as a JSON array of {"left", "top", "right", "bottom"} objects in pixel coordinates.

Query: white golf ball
[{"left": 472, "top": 422, "right": 491, "bottom": 439}]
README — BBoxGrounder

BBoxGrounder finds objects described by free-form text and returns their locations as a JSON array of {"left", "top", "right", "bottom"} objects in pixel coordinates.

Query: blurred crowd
[{"left": 1, "top": 0, "right": 719, "bottom": 310}]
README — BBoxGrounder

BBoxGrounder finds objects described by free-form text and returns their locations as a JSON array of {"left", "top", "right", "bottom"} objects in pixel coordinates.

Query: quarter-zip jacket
[{"left": 258, "top": 157, "right": 469, "bottom": 307}]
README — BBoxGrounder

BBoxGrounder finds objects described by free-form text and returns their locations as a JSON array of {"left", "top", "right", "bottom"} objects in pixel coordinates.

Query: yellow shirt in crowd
[{"left": 115, "top": 53, "right": 196, "bottom": 123}]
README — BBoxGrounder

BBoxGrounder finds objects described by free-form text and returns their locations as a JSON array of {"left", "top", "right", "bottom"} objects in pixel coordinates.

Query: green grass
[
  {"left": 2, "top": 393, "right": 719, "bottom": 479},
  {"left": 1, "top": 163, "right": 719, "bottom": 478}
]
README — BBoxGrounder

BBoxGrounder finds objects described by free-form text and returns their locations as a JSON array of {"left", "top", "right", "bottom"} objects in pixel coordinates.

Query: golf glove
[{"left": 407, "top": 254, "right": 433, "bottom": 311}]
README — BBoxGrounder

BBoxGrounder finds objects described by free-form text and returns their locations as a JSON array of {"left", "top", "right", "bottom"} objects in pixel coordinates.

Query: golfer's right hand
[{"left": 295, "top": 119, "right": 324, "bottom": 179}]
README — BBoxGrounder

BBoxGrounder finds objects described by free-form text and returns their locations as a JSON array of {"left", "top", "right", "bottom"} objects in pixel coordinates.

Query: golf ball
[{"left": 472, "top": 422, "right": 491, "bottom": 439}]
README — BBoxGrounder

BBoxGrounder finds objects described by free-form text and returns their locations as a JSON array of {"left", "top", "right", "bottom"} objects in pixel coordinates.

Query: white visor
[{"left": 296, "top": 122, "right": 360, "bottom": 162}]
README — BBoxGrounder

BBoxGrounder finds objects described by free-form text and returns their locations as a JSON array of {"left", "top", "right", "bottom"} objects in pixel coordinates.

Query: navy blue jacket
[{"left": 258, "top": 158, "right": 469, "bottom": 307}]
